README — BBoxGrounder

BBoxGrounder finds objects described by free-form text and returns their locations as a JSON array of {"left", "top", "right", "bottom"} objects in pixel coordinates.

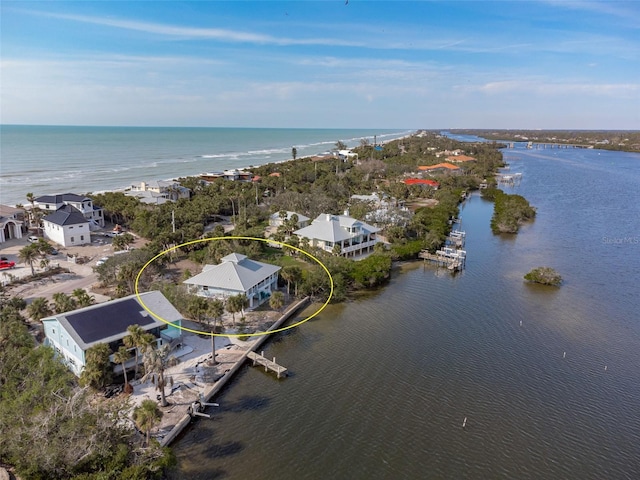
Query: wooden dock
[
  {"left": 419, "top": 247, "right": 466, "bottom": 271},
  {"left": 247, "top": 351, "right": 288, "bottom": 378}
]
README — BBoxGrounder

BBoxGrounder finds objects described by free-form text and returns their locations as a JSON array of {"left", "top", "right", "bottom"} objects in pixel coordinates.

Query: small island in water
[{"left": 524, "top": 267, "right": 563, "bottom": 286}]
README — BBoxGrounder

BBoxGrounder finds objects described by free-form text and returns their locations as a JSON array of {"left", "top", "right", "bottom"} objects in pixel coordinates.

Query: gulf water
[
  {"left": 170, "top": 144, "right": 640, "bottom": 479},
  {"left": 0, "top": 125, "right": 410, "bottom": 206}
]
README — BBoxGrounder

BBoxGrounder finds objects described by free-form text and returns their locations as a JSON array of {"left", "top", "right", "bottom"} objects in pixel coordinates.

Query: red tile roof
[{"left": 404, "top": 178, "right": 440, "bottom": 187}]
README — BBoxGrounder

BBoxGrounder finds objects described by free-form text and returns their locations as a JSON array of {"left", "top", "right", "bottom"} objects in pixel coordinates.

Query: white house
[
  {"left": 126, "top": 180, "right": 191, "bottom": 205},
  {"left": 0, "top": 205, "right": 24, "bottom": 243},
  {"left": 184, "top": 253, "right": 281, "bottom": 309},
  {"left": 200, "top": 169, "right": 253, "bottom": 183},
  {"left": 34, "top": 193, "right": 105, "bottom": 229},
  {"left": 42, "top": 291, "right": 184, "bottom": 377},
  {"left": 293, "top": 213, "right": 380, "bottom": 258},
  {"left": 269, "top": 211, "right": 311, "bottom": 229},
  {"left": 42, "top": 205, "right": 91, "bottom": 247}
]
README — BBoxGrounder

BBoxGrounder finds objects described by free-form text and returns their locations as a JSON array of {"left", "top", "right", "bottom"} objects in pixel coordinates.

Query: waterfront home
[
  {"left": 293, "top": 212, "right": 380, "bottom": 258},
  {"left": 126, "top": 180, "right": 191, "bottom": 205},
  {"left": 42, "top": 205, "right": 91, "bottom": 247},
  {"left": 200, "top": 169, "right": 253, "bottom": 183},
  {"left": 183, "top": 253, "right": 281, "bottom": 309},
  {"left": 34, "top": 193, "right": 105, "bottom": 229},
  {"left": 0, "top": 205, "right": 24, "bottom": 243},
  {"left": 417, "top": 163, "right": 461, "bottom": 174},
  {"left": 42, "top": 291, "right": 184, "bottom": 377},
  {"left": 269, "top": 211, "right": 311, "bottom": 229}
]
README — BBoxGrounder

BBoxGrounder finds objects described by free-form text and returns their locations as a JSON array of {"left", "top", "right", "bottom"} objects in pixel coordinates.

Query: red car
[{"left": 0, "top": 260, "right": 16, "bottom": 270}]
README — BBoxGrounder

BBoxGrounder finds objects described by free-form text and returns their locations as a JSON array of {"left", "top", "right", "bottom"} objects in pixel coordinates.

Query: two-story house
[
  {"left": 183, "top": 253, "right": 281, "bottom": 309},
  {"left": 293, "top": 213, "right": 380, "bottom": 258},
  {"left": 34, "top": 193, "right": 105, "bottom": 229},
  {"left": 126, "top": 180, "right": 191, "bottom": 205},
  {"left": 42, "top": 291, "right": 183, "bottom": 377}
]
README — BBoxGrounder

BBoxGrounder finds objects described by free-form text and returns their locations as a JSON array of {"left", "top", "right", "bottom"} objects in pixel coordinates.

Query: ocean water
[
  {"left": 170, "top": 144, "right": 640, "bottom": 479},
  {"left": 0, "top": 125, "right": 411, "bottom": 206}
]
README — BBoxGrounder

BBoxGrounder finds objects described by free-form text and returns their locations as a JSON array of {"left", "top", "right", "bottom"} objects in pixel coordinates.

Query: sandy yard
[{"left": 2, "top": 232, "right": 295, "bottom": 444}]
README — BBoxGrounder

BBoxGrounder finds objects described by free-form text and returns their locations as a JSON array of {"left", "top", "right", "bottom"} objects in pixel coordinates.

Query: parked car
[
  {"left": 95, "top": 257, "right": 110, "bottom": 266},
  {"left": 28, "top": 235, "right": 39, "bottom": 242},
  {"left": 0, "top": 260, "right": 16, "bottom": 270},
  {"left": 49, "top": 248, "right": 59, "bottom": 255}
]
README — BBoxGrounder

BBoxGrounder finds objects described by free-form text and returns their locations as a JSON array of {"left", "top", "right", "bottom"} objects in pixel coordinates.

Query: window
[
  {"left": 80, "top": 235, "right": 84, "bottom": 241},
  {"left": 52, "top": 328, "right": 55, "bottom": 334},
  {"left": 203, "top": 286, "right": 208, "bottom": 291},
  {"left": 69, "top": 226, "right": 73, "bottom": 229},
  {"left": 70, "top": 237, "right": 74, "bottom": 242}
]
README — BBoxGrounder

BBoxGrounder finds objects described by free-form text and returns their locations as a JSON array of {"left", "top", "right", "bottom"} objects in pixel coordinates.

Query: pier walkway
[
  {"left": 247, "top": 351, "right": 288, "bottom": 378},
  {"left": 419, "top": 247, "right": 466, "bottom": 271}
]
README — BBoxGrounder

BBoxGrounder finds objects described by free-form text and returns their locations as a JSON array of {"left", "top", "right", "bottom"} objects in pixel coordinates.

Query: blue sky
[{"left": 1, "top": 1, "right": 638, "bottom": 128}]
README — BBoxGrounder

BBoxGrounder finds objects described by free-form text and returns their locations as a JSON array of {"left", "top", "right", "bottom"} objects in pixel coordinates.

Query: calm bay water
[
  {"left": 171, "top": 145, "right": 640, "bottom": 479},
  {"left": 0, "top": 125, "right": 410, "bottom": 206}
]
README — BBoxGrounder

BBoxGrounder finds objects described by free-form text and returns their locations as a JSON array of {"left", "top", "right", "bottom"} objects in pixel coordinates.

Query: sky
[{"left": 1, "top": 1, "right": 639, "bottom": 129}]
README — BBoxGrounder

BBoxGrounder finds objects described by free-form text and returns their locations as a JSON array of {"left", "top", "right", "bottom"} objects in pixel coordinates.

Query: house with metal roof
[
  {"left": 41, "top": 204, "right": 91, "bottom": 247},
  {"left": 183, "top": 253, "right": 281, "bottom": 309},
  {"left": 42, "top": 291, "right": 183, "bottom": 377},
  {"left": 34, "top": 193, "right": 105, "bottom": 229},
  {"left": 269, "top": 211, "right": 311, "bottom": 228},
  {"left": 126, "top": 180, "right": 191, "bottom": 205},
  {"left": 293, "top": 213, "right": 380, "bottom": 258}
]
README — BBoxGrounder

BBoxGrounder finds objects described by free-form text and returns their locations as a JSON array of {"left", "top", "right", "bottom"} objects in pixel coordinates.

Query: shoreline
[
  {"left": 1, "top": 127, "right": 415, "bottom": 207},
  {"left": 126, "top": 297, "right": 312, "bottom": 447}
]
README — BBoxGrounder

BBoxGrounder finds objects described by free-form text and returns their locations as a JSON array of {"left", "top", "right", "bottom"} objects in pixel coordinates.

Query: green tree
[
  {"left": 72, "top": 288, "right": 95, "bottom": 308},
  {"left": 52, "top": 292, "right": 77, "bottom": 314},
  {"left": 80, "top": 343, "right": 113, "bottom": 390},
  {"left": 269, "top": 290, "right": 284, "bottom": 311},
  {"left": 524, "top": 267, "right": 562, "bottom": 286},
  {"left": 280, "top": 265, "right": 302, "bottom": 295},
  {"left": 226, "top": 294, "right": 245, "bottom": 328},
  {"left": 18, "top": 244, "right": 40, "bottom": 276},
  {"left": 113, "top": 345, "right": 132, "bottom": 389},
  {"left": 27, "top": 297, "right": 52, "bottom": 322},
  {"left": 123, "top": 324, "right": 155, "bottom": 380},
  {"left": 112, "top": 232, "right": 135, "bottom": 251},
  {"left": 206, "top": 298, "right": 225, "bottom": 365},
  {"left": 142, "top": 344, "right": 177, "bottom": 407},
  {"left": 133, "top": 399, "right": 163, "bottom": 447}
]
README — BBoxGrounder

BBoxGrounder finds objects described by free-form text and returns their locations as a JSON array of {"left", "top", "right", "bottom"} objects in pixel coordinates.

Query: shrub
[{"left": 524, "top": 267, "right": 562, "bottom": 286}]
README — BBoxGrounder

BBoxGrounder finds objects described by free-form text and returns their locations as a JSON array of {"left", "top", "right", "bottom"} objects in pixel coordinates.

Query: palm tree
[
  {"left": 208, "top": 298, "right": 225, "bottom": 365},
  {"left": 269, "top": 291, "right": 284, "bottom": 311},
  {"left": 113, "top": 346, "right": 132, "bottom": 390},
  {"left": 226, "top": 294, "right": 242, "bottom": 328},
  {"left": 18, "top": 244, "right": 40, "bottom": 276},
  {"left": 80, "top": 343, "right": 112, "bottom": 390},
  {"left": 133, "top": 399, "right": 163, "bottom": 447},
  {"left": 27, "top": 297, "right": 52, "bottom": 321},
  {"left": 25, "top": 193, "right": 36, "bottom": 229},
  {"left": 72, "top": 288, "right": 95, "bottom": 308},
  {"left": 52, "top": 292, "right": 77, "bottom": 314},
  {"left": 142, "top": 344, "right": 177, "bottom": 407},
  {"left": 123, "top": 324, "right": 154, "bottom": 380}
]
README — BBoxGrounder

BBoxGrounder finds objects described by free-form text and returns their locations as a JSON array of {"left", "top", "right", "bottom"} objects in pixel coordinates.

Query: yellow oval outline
[{"left": 134, "top": 236, "right": 333, "bottom": 337}]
